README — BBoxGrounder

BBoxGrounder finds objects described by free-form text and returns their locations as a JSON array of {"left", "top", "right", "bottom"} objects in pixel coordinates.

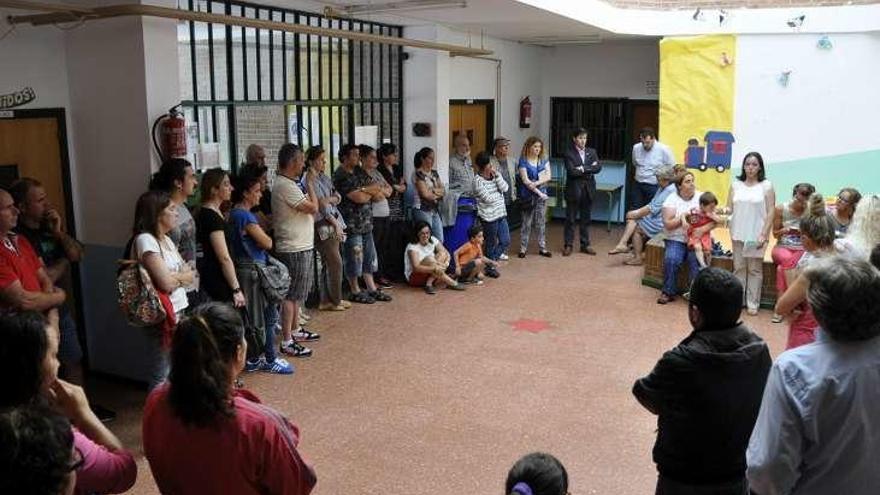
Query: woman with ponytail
[
  {"left": 505, "top": 452, "right": 568, "bottom": 495},
  {"left": 774, "top": 193, "right": 837, "bottom": 349},
  {"left": 142, "top": 302, "right": 317, "bottom": 494}
]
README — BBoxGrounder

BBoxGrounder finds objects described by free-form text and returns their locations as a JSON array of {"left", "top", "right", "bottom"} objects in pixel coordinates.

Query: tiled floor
[{"left": 91, "top": 222, "right": 788, "bottom": 494}]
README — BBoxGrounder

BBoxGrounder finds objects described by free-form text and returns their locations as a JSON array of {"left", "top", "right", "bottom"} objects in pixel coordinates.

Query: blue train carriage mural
[{"left": 684, "top": 131, "right": 736, "bottom": 173}]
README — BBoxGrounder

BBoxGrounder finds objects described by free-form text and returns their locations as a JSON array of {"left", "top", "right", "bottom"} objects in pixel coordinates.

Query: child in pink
[{"left": 684, "top": 192, "right": 723, "bottom": 268}]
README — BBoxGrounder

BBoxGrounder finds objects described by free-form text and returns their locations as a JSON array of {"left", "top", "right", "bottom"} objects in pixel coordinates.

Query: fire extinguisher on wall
[
  {"left": 151, "top": 104, "right": 187, "bottom": 161},
  {"left": 519, "top": 96, "right": 532, "bottom": 129}
]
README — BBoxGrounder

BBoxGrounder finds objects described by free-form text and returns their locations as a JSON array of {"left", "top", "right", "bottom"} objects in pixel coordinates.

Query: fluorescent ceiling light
[
  {"left": 340, "top": 0, "right": 467, "bottom": 15},
  {"left": 519, "top": 34, "right": 602, "bottom": 46}
]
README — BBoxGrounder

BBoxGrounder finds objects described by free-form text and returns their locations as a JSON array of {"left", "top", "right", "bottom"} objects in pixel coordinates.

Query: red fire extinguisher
[
  {"left": 151, "top": 104, "right": 187, "bottom": 161},
  {"left": 519, "top": 97, "right": 532, "bottom": 129}
]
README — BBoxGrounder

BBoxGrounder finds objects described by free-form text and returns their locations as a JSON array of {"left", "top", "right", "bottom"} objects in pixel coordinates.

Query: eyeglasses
[{"left": 837, "top": 196, "right": 851, "bottom": 204}]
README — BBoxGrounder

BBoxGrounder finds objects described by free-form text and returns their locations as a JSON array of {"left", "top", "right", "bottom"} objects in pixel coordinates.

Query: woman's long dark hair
[
  {"left": 231, "top": 169, "right": 262, "bottom": 205},
  {"left": 132, "top": 190, "right": 171, "bottom": 238},
  {"left": 737, "top": 151, "right": 766, "bottom": 182},
  {"left": 168, "top": 303, "right": 244, "bottom": 427},
  {"left": 409, "top": 220, "right": 432, "bottom": 244},
  {"left": 200, "top": 168, "right": 228, "bottom": 204},
  {"left": 149, "top": 158, "right": 192, "bottom": 192},
  {"left": 414, "top": 147, "right": 434, "bottom": 170},
  {"left": 0, "top": 312, "right": 49, "bottom": 408}
]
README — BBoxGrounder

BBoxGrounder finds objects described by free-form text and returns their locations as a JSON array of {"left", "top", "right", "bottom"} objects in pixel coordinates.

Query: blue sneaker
[
  {"left": 244, "top": 357, "right": 264, "bottom": 373},
  {"left": 259, "top": 357, "right": 295, "bottom": 375}
]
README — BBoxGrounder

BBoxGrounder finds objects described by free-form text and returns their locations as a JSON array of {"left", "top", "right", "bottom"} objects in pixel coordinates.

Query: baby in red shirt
[{"left": 683, "top": 191, "right": 724, "bottom": 268}]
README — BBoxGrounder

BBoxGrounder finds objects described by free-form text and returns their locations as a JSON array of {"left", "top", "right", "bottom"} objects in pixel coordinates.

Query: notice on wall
[
  {"left": 645, "top": 80, "right": 659, "bottom": 95},
  {"left": 354, "top": 125, "right": 379, "bottom": 149},
  {"left": 0, "top": 87, "right": 36, "bottom": 109}
]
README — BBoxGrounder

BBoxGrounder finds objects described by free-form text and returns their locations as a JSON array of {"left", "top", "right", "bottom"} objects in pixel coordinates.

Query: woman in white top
[
  {"left": 724, "top": 152, "right": 775, "bottom": 315},
  {"left": 131, "top": 190, "right": 194, "bottom": 389},
  {"left": 658, "top": 172, "right": 707, "bottom": 304},
  {"left": 404, "top": 221, "right": 465, "bottom": 295}
]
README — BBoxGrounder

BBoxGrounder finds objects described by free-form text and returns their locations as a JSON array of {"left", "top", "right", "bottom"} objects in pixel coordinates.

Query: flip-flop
[{"left": 608, "top": 246, "right": 629, "bottom": 255}]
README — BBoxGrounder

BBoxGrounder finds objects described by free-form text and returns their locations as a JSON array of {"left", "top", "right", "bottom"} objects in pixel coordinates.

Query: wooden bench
[{"left": 641, "top": 229, "right": 778, "bottom": 308}]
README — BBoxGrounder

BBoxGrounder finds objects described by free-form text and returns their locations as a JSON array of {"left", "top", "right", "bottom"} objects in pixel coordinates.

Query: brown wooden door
[
  {"left": 0, "top": 116, "right": 70, "bottom": 227},
  {"left": 450, "top": 102, "right": 490, "bottom": 158},
  {"left": 631, "top": 101, "right": 659, "bottom": 143}
]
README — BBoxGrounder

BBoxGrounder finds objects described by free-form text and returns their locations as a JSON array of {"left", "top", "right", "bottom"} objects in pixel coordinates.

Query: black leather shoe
[
  {"left": 581, "top": 246, "right": 597, "bottom": 255},
  {"left": 539, "top": 250, "right": 552, "bottom": 258}
]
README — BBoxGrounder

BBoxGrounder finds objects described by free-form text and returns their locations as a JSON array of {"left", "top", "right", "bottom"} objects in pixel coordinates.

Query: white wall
[
  {"left": 538, "top": 41, "right": 659, "bottom": 141},
  {"left": 446, "top": 33, "right": 544, "bottom": 154},
  {"left": 0, "top": 12, "right": 81, "bottom": 231},
  {"left": 733, "top": 32, "right": 880, "bottom": 164}
]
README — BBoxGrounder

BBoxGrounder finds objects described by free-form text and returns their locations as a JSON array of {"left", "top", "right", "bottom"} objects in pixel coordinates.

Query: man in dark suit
[{"left": 563, "top": 128, "right": 601, "bottom": 256}]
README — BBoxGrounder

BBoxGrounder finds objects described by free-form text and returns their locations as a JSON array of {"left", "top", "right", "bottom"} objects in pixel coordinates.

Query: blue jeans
[
  {"left": 663, "top": 239, "right": 700, "bottom": 296},
  {"left": 412, "top": 209, "right": 444, "bottom": 243},
  {"left": 632, "top": 181, "right": 659, "bottom": 209},
  {"left": 343, "top": 231, "right": 378, "bottom": 279},
  {"left": 263, "top": 302, "right": 279, "bottom": 362},
  {"left": 482, "top": 216, "right": 510, "bottom": 260}
]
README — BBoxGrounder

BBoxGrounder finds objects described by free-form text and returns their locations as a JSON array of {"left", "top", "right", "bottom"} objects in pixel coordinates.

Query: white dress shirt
[{"left": 747, "top": 329, "right": 880, "bottom": 495}]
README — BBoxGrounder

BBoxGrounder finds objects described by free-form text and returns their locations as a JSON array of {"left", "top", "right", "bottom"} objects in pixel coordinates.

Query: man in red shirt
[{"left": 0, "top": 189, "right": 65, "bottom": 313}]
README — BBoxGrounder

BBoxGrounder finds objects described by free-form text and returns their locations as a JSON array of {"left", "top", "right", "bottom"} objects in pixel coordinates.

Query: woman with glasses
[
  {"left": 829, "top": 187, "right": 861, "bottom": 237},
  {"left": 0, "top": 311, "right": 137, "bottom": 495},
  {"left": 143, "top": 303, "right": 316, "bottom": 494},
  {"left": 404, "top": 221, "right": 465, "bottom": 294},
  {"left": 769, "top": 183, "right": 815, "bottom": 323}
]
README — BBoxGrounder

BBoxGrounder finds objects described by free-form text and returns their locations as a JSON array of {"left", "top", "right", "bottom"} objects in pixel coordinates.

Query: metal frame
[{"left": 178, "top": 0, "right": 404, "bottom": 171}]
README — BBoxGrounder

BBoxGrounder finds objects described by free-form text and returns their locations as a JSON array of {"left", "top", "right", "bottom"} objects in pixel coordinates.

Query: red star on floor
[{"left": 508, "top": 318, "right": 552, "bottom": 334}]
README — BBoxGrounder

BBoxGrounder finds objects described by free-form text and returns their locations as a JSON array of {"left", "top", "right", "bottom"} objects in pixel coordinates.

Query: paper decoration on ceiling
[
  {"left": 787, "top": 15, "right": 806, "bottom": 29},
  {"left": 692, "top": 8, "right": 705, "bottom": 21},
  {"left": 778, "top": 70, "right": 792, "bottom": 87},
  {"left": 817, "top": 35, "right": 833, "bottom": 50},
  {"left": 719, "top": 10, "right": 728, "bottom": 26}
]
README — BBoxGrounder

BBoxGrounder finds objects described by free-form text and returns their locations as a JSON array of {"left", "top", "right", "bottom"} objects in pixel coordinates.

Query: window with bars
[
  {"left": 549, "top": 98, "right": 628, "bottom": 161},
  {"left": 178, "top": 0, "right": 404, "bottom": 172}
]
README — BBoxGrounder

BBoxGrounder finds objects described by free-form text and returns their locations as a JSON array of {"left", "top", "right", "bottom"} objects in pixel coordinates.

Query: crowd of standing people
[{"left": 2, "top": 124, "right": 879, "bottom": 495}]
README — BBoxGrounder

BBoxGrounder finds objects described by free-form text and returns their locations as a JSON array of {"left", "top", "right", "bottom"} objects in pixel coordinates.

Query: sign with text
[{"left": 0, "top": 87, "right": 36, "bottom": 109}]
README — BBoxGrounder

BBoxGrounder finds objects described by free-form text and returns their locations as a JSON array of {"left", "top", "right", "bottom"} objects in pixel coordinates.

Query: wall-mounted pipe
[{"left": 1, "top": 0, "right": 493, "bottom": 57}]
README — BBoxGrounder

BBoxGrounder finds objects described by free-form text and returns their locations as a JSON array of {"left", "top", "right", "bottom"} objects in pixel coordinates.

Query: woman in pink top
[
  {"left": 774, "top": 193, "right": 837, "bottom": 349},
  {"left": 0, "top": 311, "right": 137, "bottom": 495},
  {"left": 143, "top": 302, "right": 317, "bottom": 495}
]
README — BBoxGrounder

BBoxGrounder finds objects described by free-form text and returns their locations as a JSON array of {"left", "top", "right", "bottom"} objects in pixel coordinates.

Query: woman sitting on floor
[
  {"left": 774, "top": 193, "right": 837, "bottom": 349},
  {"left": 142, "top": 302, "right": 316, "bottom": 495},
  {"left": 0, "top": 311, "right": 137, "bottom": 495},
  {"left": 404, "top": 221, "right": 465, "bottom": 294},
  {"left": 608, "top": 165, "right": 677, "bottom": 265}
]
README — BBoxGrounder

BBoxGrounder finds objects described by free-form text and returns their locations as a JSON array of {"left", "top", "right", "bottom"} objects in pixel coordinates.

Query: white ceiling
[{"left": 284, "top": 0, "right": 656, "bottom": 43}]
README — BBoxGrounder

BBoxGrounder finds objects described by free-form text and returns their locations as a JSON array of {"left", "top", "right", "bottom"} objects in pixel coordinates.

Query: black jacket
[
  {"left": 632, "top": 323, "right": 771, "bottom": 484},
  {"left": 563, "top": 145, "right": 601, "bottom": 201}
]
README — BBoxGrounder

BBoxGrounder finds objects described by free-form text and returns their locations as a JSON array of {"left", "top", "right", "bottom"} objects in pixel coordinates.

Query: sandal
[
  {"left": 448, "top": 283, "right": 467, "bottom": 291},
  {"left": 771, "top": 313, "right": 784, "bottom": 323},
  {"left": 369, "top": 290, "right": 392, "bottom": 302},
  {"left": 424, "top": 285, "right": 437, "bottom": 295},
  {"left": 608, "top": 246, "right": 629, "bottom": 255},
  {"left": 350, "top": 292, "right": 375, "bottom": 304},
  {"left": 623, "top": 257, "right": 644, "bottom": 266}
]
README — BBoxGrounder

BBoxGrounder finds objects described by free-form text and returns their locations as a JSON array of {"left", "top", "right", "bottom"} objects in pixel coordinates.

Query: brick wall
[
  {"left": 235, "top": 105, "right": 287, "bottom": 171},
  {"left": 607, "top": 0, "right": 877, "bottom": 9}
]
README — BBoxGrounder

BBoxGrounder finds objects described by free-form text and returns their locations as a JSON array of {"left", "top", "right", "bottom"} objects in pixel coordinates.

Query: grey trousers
[
  {"left": 732, "top": 241, "right": 763, "bottom": 311},
  {"left": 520, "top": 197, "right": 548, "bottom": 252}
]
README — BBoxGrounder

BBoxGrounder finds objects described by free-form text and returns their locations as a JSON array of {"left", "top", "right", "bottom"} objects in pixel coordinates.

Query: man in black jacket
[
  {"left": 633, "top": 267, "right": 771, "bottom": 495},
  {"left": 562, "top": 128, "right": 601, "bottom": 256}
]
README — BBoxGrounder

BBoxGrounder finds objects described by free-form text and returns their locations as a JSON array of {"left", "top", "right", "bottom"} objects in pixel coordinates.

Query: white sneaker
[{"left": 499, "top": 253, "right": 509, "bottom": 261}]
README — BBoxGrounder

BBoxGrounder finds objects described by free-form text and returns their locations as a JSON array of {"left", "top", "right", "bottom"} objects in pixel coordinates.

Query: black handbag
[{"left": 239, "top": 308, "right": 265, "bottom": 361}]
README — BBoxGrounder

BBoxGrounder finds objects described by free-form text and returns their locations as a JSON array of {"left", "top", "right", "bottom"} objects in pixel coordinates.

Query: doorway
[
  {"left": 449, "top": 99, "right": 495, "bottom": 156},
  {"left": 0, "top": 108, "right": 82, "bottom": 350}
]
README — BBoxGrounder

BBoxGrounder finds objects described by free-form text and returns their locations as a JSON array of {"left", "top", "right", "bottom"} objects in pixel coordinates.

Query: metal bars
[{"left": 179, "top": 0, "right": 401, "bottom": 170}]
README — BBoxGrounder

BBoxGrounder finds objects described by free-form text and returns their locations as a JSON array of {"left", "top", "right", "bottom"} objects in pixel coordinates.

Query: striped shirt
[{"left": 474, "top": 174, "right": 508, "bottom": 222}]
